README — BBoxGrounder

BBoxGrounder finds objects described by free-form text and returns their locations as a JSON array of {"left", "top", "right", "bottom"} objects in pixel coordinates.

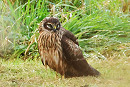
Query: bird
[{"left": 38, "top": 17, "right": 100, "bottom": 78}]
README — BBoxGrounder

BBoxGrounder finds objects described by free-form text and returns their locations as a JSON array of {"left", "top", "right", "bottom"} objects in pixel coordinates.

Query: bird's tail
[
  {"left": 87, "top": 64, "right": 100, "bottom": 76},
  {"left": 65, "top": 60, "right": 100, "bottom": 77}
]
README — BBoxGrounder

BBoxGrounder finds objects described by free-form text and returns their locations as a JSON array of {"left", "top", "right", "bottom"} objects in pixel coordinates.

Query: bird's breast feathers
[{"left": 38, "top": 31, "right": 63, "bottom": 67}]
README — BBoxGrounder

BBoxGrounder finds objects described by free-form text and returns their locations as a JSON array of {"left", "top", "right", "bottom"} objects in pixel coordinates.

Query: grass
[
  {"left": 0, "top": 0, "right": 130, "bottom": 86},
  {"left": 0, "top": 43, "right": 129, "bottom": 87},
  {"left": 0, "top": 55, "right": 129, "bottom": 87}
]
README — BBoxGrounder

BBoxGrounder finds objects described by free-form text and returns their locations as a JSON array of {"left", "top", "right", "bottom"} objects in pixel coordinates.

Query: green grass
[
  {"left": 0, "top": 55, "right": 129, "bottom": 87},
  {"left": 0, "top": 43, "right": 129, "bottom": 87},
  {"left": 0, "top": 0, "right": 130, "bottom": 86}
]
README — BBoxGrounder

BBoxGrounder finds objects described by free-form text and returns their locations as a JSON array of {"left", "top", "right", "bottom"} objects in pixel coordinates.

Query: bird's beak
[
  {"left": 53, "top": 26, "right": 57, "bottom": 32},
  {"left": 54, "top": 26, "right": 56, "bottom": 29}
]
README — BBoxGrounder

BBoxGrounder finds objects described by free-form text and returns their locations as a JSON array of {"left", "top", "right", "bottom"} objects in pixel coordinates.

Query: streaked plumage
[{"left": 38, "top": 17, "right": 100, "bottom": 78}]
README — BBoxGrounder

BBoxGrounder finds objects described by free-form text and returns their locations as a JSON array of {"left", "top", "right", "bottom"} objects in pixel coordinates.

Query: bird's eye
[
  {"left": 57, "top": 24, "right": 60, "bottom": 28},
  {"left": 46, "top": 24, "right": 53, "bottom": 29}
]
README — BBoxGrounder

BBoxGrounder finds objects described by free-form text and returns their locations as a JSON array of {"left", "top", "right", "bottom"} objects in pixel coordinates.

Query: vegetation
[
  {"left": 0, "top": 0, "right": 129, "bottom": 86},
  {"left": 0, "top": 56, "right": 130, "bottom": 87}
]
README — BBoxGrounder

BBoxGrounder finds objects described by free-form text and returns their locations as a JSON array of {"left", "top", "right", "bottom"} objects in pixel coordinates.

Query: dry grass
[{"left": 0, "top": 55, "right": 129, "bottom": 87}]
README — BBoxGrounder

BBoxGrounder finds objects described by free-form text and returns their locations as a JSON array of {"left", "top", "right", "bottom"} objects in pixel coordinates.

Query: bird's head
[{"left": 39, "top": 17, "right": 61, "bottom": 33}]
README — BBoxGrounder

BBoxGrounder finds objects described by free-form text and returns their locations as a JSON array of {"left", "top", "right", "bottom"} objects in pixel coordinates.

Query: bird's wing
[
  {"left": 61, "top": 30, "right": 92, "bottom": 76},
  {"left": 61, "top": 30, "right": 100, "bottom": 77},
  {"left": 61, "top": 30, "right": 84, "bottom": 61},
  {"left": 60, "top": 27, "right": 79, "bottom": 46}
]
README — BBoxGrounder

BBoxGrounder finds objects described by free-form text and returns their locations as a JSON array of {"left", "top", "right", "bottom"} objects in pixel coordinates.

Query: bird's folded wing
[{"left": 61, "top": 31, "right": 85, "bottom": 61}]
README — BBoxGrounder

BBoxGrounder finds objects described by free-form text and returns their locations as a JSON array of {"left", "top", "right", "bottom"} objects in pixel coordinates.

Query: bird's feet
[{"left": 61, "top": 75, "right": 65, "bottom": 79}]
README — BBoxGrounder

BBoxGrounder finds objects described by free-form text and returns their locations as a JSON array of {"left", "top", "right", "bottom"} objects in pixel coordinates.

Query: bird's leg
[
  {"left": 43, "top": 58, "right": 47, "bottom": 70},
  {"left": 55, "top": 72, "right": 58, "bottom": 78},
  {"left": 61, "top": 70, "right": 65, "bottom": 79},
  {"left": 44, "top": 64, "right": 47, "bottom": 70},
  {"left": 61, "top": 75, "right": 65, "bottom": 79},
  {"left": 41, "top": 58, "right": 47, "bottom": 70}
]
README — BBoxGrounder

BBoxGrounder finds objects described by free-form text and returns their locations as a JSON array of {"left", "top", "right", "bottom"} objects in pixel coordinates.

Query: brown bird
[{"left": 38, "top": 17, "right": 100, "bottom": 78}]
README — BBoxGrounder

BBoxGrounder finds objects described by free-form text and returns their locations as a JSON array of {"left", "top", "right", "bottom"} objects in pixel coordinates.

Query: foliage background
[{"left": 0, "top": 0, "right": 129, "bottom": 59}]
